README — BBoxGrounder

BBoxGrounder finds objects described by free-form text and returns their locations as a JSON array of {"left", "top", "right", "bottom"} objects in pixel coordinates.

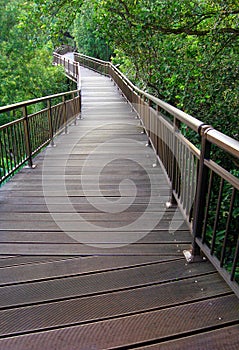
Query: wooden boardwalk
[{"left": 0, "top": 68, "right": 238, "bottom": 349}]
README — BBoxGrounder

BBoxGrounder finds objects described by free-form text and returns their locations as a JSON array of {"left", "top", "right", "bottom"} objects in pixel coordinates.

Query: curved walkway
[{"left": 0, "top": 68, "right": 238, "bottom": 349}]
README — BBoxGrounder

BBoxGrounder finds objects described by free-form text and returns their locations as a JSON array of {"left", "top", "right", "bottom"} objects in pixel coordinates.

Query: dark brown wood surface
[{"left": 0, "top": 67, "right": 238, "bottom": 349}]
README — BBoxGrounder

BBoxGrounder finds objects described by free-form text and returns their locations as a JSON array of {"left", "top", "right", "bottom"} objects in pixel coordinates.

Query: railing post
[
  {"left": 191, "top": 125, "right": 212, "bottom": 257},
  {"left": 168, "top": 117, "right": 181, "bottom": 206},
  {"left": 145, "top": 99, "right": 152, "bottom": 146},
  {"left": 62, "top": 96, "right": 68, "bottom": 134},
  {"left": 22, "top": 106, "right": 34, "bottom": 168},
  {"left": 71, "top": 92, "right": 77, "bottom": 125},
  {"left": 71, "top": 92, "right": 75, "bottom": 114},
  {"left": 78, "top": 91, "right": 82, "bottom": 119},
  {"left": 47, "top": 99, "right": 54, "bottom": 146},
  {"left": 147, "top": 100, "right": 152, "bottom": 144}
]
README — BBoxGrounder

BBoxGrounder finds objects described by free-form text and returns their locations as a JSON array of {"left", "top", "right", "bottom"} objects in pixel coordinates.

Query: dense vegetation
[
  {"left": 30, "top": 0, "right": 239, "bottom": 140},
  {"left": 0, "top": 0, "right": 70, "bottom": 124},
  {"left": 0, "top": 0, "right": 238, "bottom": 278},
  {"left": 1, "top": 0, "right": 238, "bottom": 139}
]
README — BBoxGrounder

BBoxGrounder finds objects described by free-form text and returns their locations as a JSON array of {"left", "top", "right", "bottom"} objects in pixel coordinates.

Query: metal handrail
[
  {"left": 74, "top": 52, "right": 239, "bottom": 157},
  {"left": 0, "top": 90, "right": 79, "bottom": 115},
  {"left": 112, "top": 65, "right": 205, "bottom": 133},
  {"left": 53, "top": 53, "right": 81, "bottom": 88},
  {"left": 0, "top": 89, "right": 81, "bottom": 183},
  {"left": 205, "top": 129, "right": 239, "bottom": 158},
  {"left": 0, "top": 50, "right": 238, "bottom": 296},
  {"left": 73, "top": 52, "right": 239, "bottom": 297},
  {"left": 75, "top": 53, "right": 205, "bottom": 133}
]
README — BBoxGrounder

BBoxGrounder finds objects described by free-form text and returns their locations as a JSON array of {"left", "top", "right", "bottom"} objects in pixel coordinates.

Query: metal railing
[
  {"left": 0, "top": 50, "right": 238, "bottom": 296},
  {"left": 54, "top": 45, "right": 74, "bottom": 55},
  {"left": 74, "top": 52, "right": 239, "bottom": 296},
  {"left": 53, "top": 53, "right": 81, "bottom": 88},
  {"left": 0, "top": 90, "right": 81, "bottom": 184}
]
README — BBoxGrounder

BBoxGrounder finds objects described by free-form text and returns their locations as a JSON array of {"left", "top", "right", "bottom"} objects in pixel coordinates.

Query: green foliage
[
  {"left": 1, "top": 0, "right": 238, "bottom": 139},
  {"left": 0, "top": 0, "right": 69, "bottom": 125},
  {"left": 33, "top": 0, "right": 83, "bottom": 45},
  {"left": 72, "top": 1, "right": 112, "bottom": 60},
  {"left": 44, "top": 0, "right": 238, "bottom": 278},
  {"left": 204, "top": 170, "right": 239, "bottom": 280},
  {"left": 88, "top": 0, "right": 239, "bottom": 140},
  {"left": 0, "top": 0, "right": 238, "bottom": 279}
]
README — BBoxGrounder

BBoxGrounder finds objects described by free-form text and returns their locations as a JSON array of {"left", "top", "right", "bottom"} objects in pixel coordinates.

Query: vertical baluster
[
  {"left": 11, "top": 124, "right": 18, "bottom": 168},
  {"left": 182, "top": 144, "right": 188, "bottom": 208},
  {"left": 220, "top": 188, "right": 236, "bottom": 267},
  {"left": 202, "top": 170, "right": 214, "bottom": 243},
  {"left": 19, "top": 120, "right": 25, "bottom": 163},
  {"left": 47, "top": 100, "right": 54, "bottom": 146},
  {"left": 0, "top": 130, "right": 6, "bottom": 180},
  {"left": 161, "top": 124, "right": 166, "bottom": 169},
  {"left": 23, "top": 106, "right": 34, "bottom": 168},
  {"left": 169, "top": 118, "right": 181, "bottom": 205},
  {"left": 155, "top": 107, "right": 159, "bottom": 156},
  {"left": 231, "top": 234, "right": 239, "bottom": 281},
  {"left": 6, "top": 125, "right": 13, "bottom": 172},
  {"left": 185, "top": 149, "right": 192, "bottom": 216},
  {"left": 192, "top": 125, "right": 212, "bottom": 257},
  {"left": 210, "top": 178, "right": 224, "bottom": 255},
  {"left": 148, "top": 100, "right": 152, "bottom": 145},
  {"left": 62, "top": 96, "right": 68, "bottom": 134},
  {"left": 71, "top": 93, "right": 76, "bottom": 125}
]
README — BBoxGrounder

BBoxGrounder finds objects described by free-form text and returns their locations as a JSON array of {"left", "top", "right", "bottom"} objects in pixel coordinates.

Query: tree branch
[
  {"left": 206, "top": 34, "right": 238, "bottom": 68},
  {"left": 112, "top": 1, "right": 239, "bottom": 37},
  {"left": 146, "top": 24, "right": 239, "bottom": 36}
]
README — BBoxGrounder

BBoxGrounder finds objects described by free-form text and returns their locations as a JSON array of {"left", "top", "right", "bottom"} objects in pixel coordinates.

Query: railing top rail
[
  {"left": 0, "top": 117, "right": 25, "bottom": 130},
  {"left": 53, "top": 52, "right": 75, "bottom": 62},
  {"left": 0, "top": 89, "right": 80, "bottom": 114},
  {"left": 74, "top": 52, "right": 238, "bottom": 157},
  {"left": 75, "top": 53, "right": 204, "bottom": 133},
  {"left": 74, "top": 52, "right": 110, "bottom": 65},
  {"left": 206, "top": 129, "right": 239, "bottom": 158},
  {"left": 111, "top": 64, "right": 204, "bottom": 132}
]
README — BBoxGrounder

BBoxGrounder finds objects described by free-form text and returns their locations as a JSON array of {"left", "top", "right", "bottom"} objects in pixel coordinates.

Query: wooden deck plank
[
  {"left": 0, "top": 259, "right": 216, "bottom": 309},
  {"left": 0, "top": 230, "right": 192, "bottom": 244},
  {"left": 0, "top": 256, "right": 179, "bottom": 285},
  {"left": 0, "top": 202, "right": 174, "bottom": 212},
  {"left": 0, "top": 295, "right": 238, "bottom": 347},
  {"left": 0, "top": 256, "right": 80, "bottom": 268},
  {"left": 1, "top": 325, "right": 238, "bottom": 350},
  {"left": 0, "top": 212, "right": 187, "bottom": 222},
  {"left": 0, "top": 275, "right": 232, "bottom": 335},
  {"left": 140, "top": 325, "right": 239, "bottom": 350},
  {"left": 0, "top": 243, "right": 189, "bottom": 256}
]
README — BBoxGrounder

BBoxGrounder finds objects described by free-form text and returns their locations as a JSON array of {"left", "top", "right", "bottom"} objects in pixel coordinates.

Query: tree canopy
[
  {"left": 0, "top": 0, "right": 70, "bottom": 124},
  {"left": 1, "top": 0, "right": 238, "bottom": 139},
  {"left": 31, "top": 0, "right": 239, "bottom": 139}
]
